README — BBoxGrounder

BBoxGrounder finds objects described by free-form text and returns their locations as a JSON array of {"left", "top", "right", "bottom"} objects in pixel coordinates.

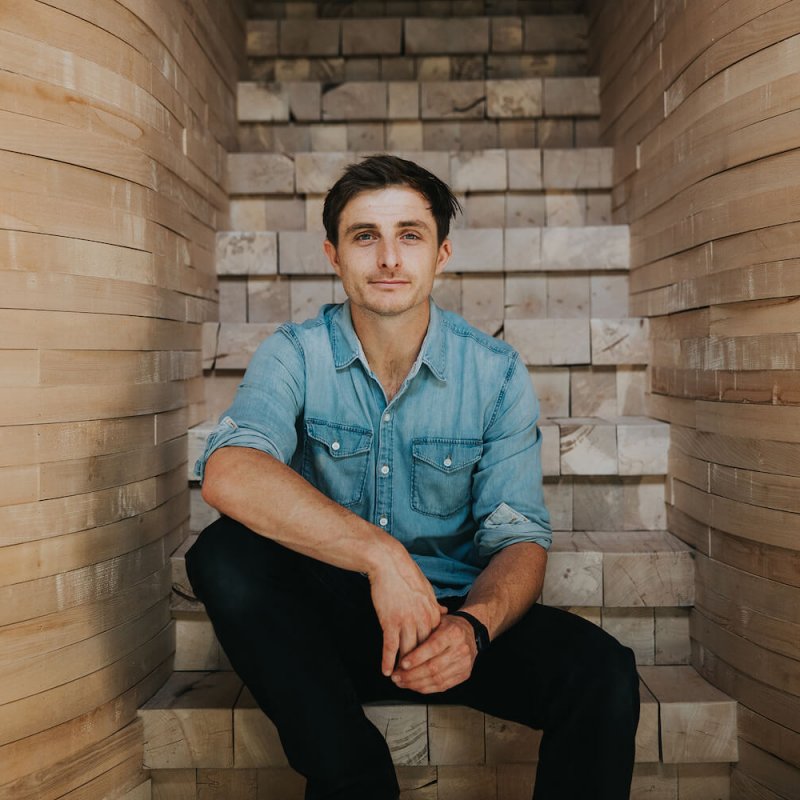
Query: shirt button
[
  {"left": 331, "top": 441, "right": 340, "bottom": 451},
  {"left": 379, "top": 516, "right": 388, "bottom": 527},
  {"left": 381, "top": 464, "right": 390, "bottom": 475},
  {"left": 443, "top": 456, "right": 453, "bottom": 467},
  {"left": 383, "top": 413, "right": 391, "bottom": 422}
]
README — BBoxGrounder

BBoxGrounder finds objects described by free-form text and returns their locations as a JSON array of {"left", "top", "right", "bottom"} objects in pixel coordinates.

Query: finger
[
  {"left": 398, "top": 623, "right": 418, "bottom": 661},
  {"left": 400, "top": 628, "right": 449, "bottom": 671},
  {"left": 382, "top": 627, "right": 400, "bottom": 676},
  {"left": 398, "top": 658, "right": 469, "bottom": 694}
]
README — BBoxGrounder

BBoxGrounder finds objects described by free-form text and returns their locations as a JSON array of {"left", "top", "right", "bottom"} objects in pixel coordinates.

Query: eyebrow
[{"left": 343, "top": 219, "right": 432, "bottom": 236}]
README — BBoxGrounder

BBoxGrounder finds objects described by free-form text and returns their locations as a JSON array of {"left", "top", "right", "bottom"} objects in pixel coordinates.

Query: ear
[
  {"left": 435, "top": 238, "right": 452, "bottom": 276},
  {"left": 323, "top": 239, "right": 342, "bottom": 278}
]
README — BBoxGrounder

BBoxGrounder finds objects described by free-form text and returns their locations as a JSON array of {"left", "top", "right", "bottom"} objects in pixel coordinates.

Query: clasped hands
[{"left": 369, "top": 545, "right": 480, "bottom": 694}]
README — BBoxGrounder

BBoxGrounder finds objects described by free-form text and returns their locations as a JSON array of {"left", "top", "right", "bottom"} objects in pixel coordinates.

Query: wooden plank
[
  {"left": 637, "top": 665, "right": 737, "bottom": 763},
  {"left": 710, "top": 463, "right": 800, "bottom": 514},
  {"left": 738, "top": 705, "right": 800, "bottom": 769},
  {"left": 0, "top": 719, "right": 144, "bottom": 800},
  {"left": 694, "top": 643, "right": 800, "bottom": 736},
  {"left": 735, "top": 739, "right": 800, "bottom": 799},
  {"left": 709, "top": 297, "right": 800, "bottom": 337},
  {"left": 0, "top": 623, "right": 173, "bottom": 747},
  {"left": 709, "top": 529, "right": 800, "bottom": 588},
  {"left": 57, "top": 756, "right": 147, "bottom": 800},
  {"left": 691, "top": 610, "right": 800, "bottom": 697},
  {"left": 695, "top": 401, "right": 800, "bottom": 443},
  {"left": 0, "top": 564, "right": 170, "bottom": 665},
  {"left": 0, "top": 520, "right": 184, "bottom": 625}
]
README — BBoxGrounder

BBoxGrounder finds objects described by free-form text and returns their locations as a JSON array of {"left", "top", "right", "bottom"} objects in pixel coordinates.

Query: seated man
[{"left": 188, "top": 155, "right": 639, "bottom": 800}]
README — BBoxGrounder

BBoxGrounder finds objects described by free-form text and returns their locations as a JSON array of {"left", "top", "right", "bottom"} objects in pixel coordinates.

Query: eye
[
  {"left": 401, "top": 232, "right": 421, "bottom": 240},
  {"left": 354, "top": 232, "right": 375, "bottom": 241}
]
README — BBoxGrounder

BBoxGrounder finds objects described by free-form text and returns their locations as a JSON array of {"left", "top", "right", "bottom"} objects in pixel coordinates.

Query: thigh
[{"left": 445, "top": 604, "right": 635, "bottom": 729}]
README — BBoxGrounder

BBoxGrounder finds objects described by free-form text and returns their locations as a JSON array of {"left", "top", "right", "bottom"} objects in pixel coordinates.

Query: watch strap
[{"left": 450, "top": 610, "right": 490, "bottom": 654}]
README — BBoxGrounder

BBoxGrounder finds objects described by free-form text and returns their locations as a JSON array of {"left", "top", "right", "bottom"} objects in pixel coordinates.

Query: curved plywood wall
[
  {"left": 0, "top": 2, "right": 243, "bottom": 796},
  {"left": 586, "top": 1, "right": 800, "bottom": 797}
]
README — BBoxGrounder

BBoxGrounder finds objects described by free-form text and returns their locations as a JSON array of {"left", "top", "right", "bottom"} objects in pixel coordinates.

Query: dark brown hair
[{"left": 322, "top": 154, "right": 462, "bottom": 247}]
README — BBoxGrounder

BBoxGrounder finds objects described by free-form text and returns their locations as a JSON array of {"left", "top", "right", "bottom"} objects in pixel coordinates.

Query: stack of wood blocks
[{"left": 143, "top": 2, "right": 739, "bottom": 797}]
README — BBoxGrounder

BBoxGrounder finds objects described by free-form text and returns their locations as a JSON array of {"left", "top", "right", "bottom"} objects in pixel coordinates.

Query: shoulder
[{"left": 438, "top": 307, "right": 520, "bottom": 367}]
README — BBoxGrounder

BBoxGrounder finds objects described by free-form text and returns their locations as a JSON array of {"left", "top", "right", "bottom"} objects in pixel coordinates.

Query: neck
[{"left": 350, "top": 302, "right": 431, "bottom": 398}]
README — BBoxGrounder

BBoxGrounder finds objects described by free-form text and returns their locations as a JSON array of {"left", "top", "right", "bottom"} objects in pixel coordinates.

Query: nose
[{"left": 378, "top": 238, "right": 400, "bottom": 269}]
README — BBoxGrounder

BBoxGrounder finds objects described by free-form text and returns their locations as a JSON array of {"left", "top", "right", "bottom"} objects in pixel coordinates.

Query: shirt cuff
[{"left": 474, "top": 501, "right": 552, "bottom": 559}]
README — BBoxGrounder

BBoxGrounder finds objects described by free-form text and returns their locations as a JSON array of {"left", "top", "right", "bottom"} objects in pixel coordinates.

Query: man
[{"left": 188, "top": 155, "right": 639, "bottom": 800}]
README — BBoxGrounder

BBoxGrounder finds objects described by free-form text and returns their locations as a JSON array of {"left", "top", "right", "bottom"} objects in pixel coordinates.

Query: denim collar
[{"left": 330, "top": 299, "right": 447, "bottom": 382}]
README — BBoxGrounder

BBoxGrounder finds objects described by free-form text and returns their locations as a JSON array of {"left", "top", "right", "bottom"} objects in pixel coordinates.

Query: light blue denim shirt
[{"left": 195, "top": 300, "right": 551, "bottom": 598}]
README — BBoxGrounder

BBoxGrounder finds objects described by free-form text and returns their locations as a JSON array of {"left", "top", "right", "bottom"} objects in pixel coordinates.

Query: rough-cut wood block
[
  {"left": 485, "top": 715, "right": 541, "bottom": 763},
  {"left": 538, "top": 422, "right": 560, "bottom": 476},
  {"left": 531, "top": 368, "right": 569, "bottom": 417},
  {"left": 544, "top": 478, "right": 573, "bottom": 531},
  {"left": 237, "top": 83, "right": 289, "bottom": 122},
  {"left": 504, "top": 229, "right": 542, "bottom": 271},
  {"left": 202, "top": 323, "right": 219, "bottom": 370},
  {"left": 234, "top": 688, "right": 288, "bottom": 767},
  {"left": 638, "top": 667, "right": 738, "bottom": 763},
  {"left": 322, "top": 82, "right": 387, "bottom": 121},
  {"left": 228, "top": 154, "right": 294, "bottom": 194},
  {"left": 591, "top": 274, "right": 629, "bottom": 318},
  {"left": 151, "top": 769, "right": 196, "bottom": 800},
  {"left": 219, "top": 278, "right": 247, "bottom": 323},
  {"left": 247, "top": 20, "right": 278, "bottom": 56},
  {"left": 217, "top": 233, "right": 278, "bottom": 276},
  {"left": 364, "top": 704, "right": 428, "bottom": 766},
  {"left": 291, "top": 277, "right": 335, "bottom": 321},
  {"left": 602, "top": 608, "right": 655, "bottom": 665},
  {"left": 543, "top": 77, "right": 599, "bottom": 116},
  {"left": 507, "top": 149, "right": 542, "bottom": 190},
  {"left": 277, "top": 231, "right": 330, "bottom": 275},
  {"left": 447, "top": 229, "right": 504, "bottom": 272},
  {"left": 557, "top": 417, "right": 617, "bottom": 475},
  {"left": 450, "top": 150, "right": 507, "bottom": 191},
  {"left": 505, "top": 319, "right": 591, "bottom": 365},
  {"left": 140, "top": 672, "right": 242, "bottom": 769},
  {"left": 428, "top": 705, "right": 484, "bottom": 765},
  {"left": 216, "top": 323, "right": 279, "bottom": 370},
  {"left": 497, "top": 763, "right": 537, "bottom": 800},
  {"left": 592, "top": 318, "right": 650, "bottom": 365},
  {"left": 547, "top": 274, "right": 590, "bottom": 318},
  {"left": 630, "top": 763, "right": 678, "bottom": 799},
  {"left": 677, "top": 764, "right": 730, "bottom": 799},
  {"left": 545, "top": 194, "right": 585, "bottom": 227},
  {"left": 617, "top": 367, "right": 647, "bottom": 416},
  {"left": 491, "top": 16, "right": 523, "bottom": 52},
  {"left": 387, "top": 121, "right": 424, "bottom": 150},
  {"left": 342, "top": 19, "right": 402, "bottom": 55},
  {"left": 348, "top": 121, "right": 385, "bottom": 152},
  {"left": 624, "top": 478, "right": 667, "bottom": 531},
  {"left": 197, "top": 768, "right": 257, "bottom": 799},
  {"left": 248, "top": 277, "right": 291, "bottom": 324},
  {"left": 420, "top": 81, "right": 486, "bottom": 119},
  {"left": 524, "top": 16, "right": 586, "bottom": 52},
  {"left": 310, "top": 123, "right": 348, "bottom": 151},
  {"left": 542, "top": 546, "right": 603, "bottom": 605},
  {"left": 288, "top": 82, "right": 322, "bottom": 122},
  {"left": 392, "top": 150, "right": 451, "bottom": 181},
  {"left": 543, "top": 148, "right": 613, "bottom": 189},
  {"left": 398, "top": 767, "right": 438, "bottom": 799},
  {"left": 617, "top": 418, "right": 670, "bottom": 476},
  {"left": 257, "top": 767, "right": 305, "bottom": 799},
  {"left": 191, "top": 487, "right": 220, "bottom": 532},
  {"left": 405, "top": 18, "right": 489, "bottom": 54},
  {"left": 570, "top": 367, "right": 617, "bottom": 417},
  {"left": 279, "top": 20, "right": 340, "bottom": 56},
  {"left": 295, "top": 152, "right": 354, "bottom": 194},
  {"left": 541, "top": 226, "right": 629, "bottom": 270},
  {"left": 461, "top": 275, "right": 504, "bottom": 322},
  {"left": 229, "top": 199, "right": 265, "bottom": 231},
  {"left": 465, "top": 194, "right": 506, "bottom": 228},
  {"left": 573, "top": 478, "right": 623, "bottom": 531},
  {"left": 388, "top": 82, "right": 420, "bottom": 120},
  {"left": 655, "top": 609, "right": 691, "bottom": 666},
  {"left": 487, "top": 79, "right": 542, "bottom": 118},
  {"left": 438, "top": 765, "right": 497, "bottom": 800}
]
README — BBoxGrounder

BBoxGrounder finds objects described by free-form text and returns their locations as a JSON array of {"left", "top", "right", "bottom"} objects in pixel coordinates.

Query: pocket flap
[
  {"left": 412, "top": 438, "right": 483, "bottom": 473},
  {"left": 305, "top": 418, "right": 373, "bottom": 457}
]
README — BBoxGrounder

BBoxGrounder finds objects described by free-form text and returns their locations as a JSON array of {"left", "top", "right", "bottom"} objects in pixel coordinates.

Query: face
[{"left": 323, "top": 186, "right": 452, "bottom": 320}]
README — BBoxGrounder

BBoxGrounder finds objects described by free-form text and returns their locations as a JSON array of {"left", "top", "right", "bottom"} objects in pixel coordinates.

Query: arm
[
  {"left": 202, "top": 445, "right": 445, "bottom": 676},
  {"left": 391, "top": 541, "right": 546, "bottom": 693}
]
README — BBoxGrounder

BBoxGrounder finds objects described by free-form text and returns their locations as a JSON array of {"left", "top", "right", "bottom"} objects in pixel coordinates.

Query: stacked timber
[
  {"left": 587, "top": 1, "right": 800, "bottom": 798},
  {"left": 0, "top": 1, "right": 245, "bottom": 798},
  {"left": 144, "top": 1, "right": 739, "bottom": 798}
]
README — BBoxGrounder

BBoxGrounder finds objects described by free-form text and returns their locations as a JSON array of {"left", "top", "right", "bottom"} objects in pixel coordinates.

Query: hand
[
  {"left": 390, "top": 614, "right": 478, "bottom": 694},
  {"left": 368, "top": 541, "right": 447, "bottom": 676}
]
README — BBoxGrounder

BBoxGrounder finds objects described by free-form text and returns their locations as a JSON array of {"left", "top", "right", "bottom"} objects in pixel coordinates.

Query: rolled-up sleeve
[
  {"left": 193, "top": 326, "right": 305, "bottom": 484},
  {"left": 471, "top": 353, "right": 551, "bottom": 559}
]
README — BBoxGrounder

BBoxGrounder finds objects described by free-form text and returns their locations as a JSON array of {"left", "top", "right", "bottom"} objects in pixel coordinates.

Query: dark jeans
[{"left": 186, "top": 515, "right": 640, "bottom": 800}]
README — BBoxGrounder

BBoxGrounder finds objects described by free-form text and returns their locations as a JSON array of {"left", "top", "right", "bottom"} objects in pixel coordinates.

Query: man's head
[{"left": 322, "top": 155, "right": 462, "bottom": 247}]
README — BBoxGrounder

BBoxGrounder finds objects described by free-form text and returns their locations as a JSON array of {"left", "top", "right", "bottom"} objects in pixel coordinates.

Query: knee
[{"left": 587, "top": 639, "right": 640, "bottom": 728}]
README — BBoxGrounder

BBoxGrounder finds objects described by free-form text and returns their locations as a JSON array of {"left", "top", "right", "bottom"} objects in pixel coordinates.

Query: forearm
[
  {"left": 460, "top": 542, "right": 547, "bottom": 640},
  {"left": 201, "top": 445, "right": 402, "bottom": 576}
]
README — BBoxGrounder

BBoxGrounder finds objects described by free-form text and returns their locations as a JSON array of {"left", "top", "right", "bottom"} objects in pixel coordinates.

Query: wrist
[{"left": 450, "top": 609, "right": 491, "bottom": 654}]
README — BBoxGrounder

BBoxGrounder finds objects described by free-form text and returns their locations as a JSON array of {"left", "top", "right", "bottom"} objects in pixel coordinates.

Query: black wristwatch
[{"left": 451, "top": 610, "right": 490, "bottom": 654}]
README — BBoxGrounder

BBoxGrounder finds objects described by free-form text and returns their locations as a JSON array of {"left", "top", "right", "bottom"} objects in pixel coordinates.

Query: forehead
[{"left": 339, "top": 186, "right": 434, "bottom": 225}]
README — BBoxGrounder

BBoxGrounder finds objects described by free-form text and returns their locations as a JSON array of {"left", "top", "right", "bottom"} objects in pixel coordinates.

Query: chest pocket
[
  {"left": 302, "top": 418, "right": 373, "bottom": 508},
  {"left": 411, "top": 438, "right": 483, "bottom": 518}
]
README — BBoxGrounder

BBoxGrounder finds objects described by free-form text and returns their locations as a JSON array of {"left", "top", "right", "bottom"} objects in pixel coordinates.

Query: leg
[
  {"left": 445, "top": 604, "right": 640, "bottom": 800},
  {"left": 185, "top": 515, "right": 399, "bottom": 800}
]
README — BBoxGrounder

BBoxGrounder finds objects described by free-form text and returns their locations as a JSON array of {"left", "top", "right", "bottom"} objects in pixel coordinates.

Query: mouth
[{"left": 370, "top": 279, "right": 409, "bottom": 286}]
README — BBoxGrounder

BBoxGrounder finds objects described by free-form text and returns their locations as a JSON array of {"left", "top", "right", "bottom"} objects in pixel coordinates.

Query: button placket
[{"left": 376, "top": 405, "right": 393, "bottom": 530}]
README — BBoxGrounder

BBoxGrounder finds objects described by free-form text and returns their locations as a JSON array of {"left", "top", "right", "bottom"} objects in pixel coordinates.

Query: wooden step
[
  {"left": 249, "top": 1, "right": 586, "bottom": 20},
  {"left": 138, "top": 667, "right": 736, "bottom": 780},
  {"left": 246, "top": 16, "right": 587, "bottom": 58},
  {"left": 236, "top": 78, "right": 599, "bottom": 125}
]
